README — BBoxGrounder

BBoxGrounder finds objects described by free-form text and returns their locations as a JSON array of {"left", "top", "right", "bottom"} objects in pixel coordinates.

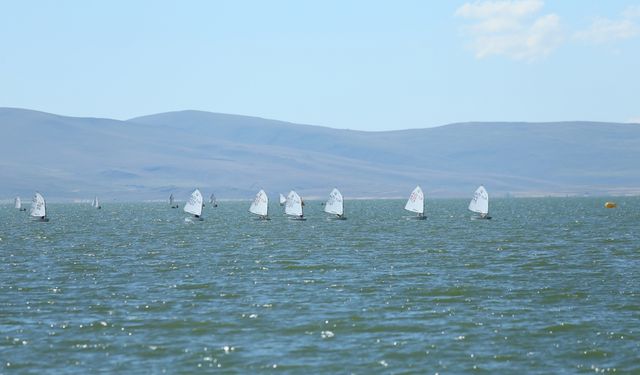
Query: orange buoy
[{"left": 604, "top": 202, "right": 617, "bottom": 208}]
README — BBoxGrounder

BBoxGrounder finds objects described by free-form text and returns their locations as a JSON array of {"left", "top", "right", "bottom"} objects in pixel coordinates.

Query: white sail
[
  {"left": 404, "top": 185, "right": 424, "bottom": 214},
  {"left": 249, "top": 189, "right": 269, "bottom": 217},
  {"left": 279, "top": 193, "right": 287, "bottom": 205},
  {"left": 324, "top": 188, "right": 344, "bottom": 216},
  {"left": 184, "top": 189, "right": 203, "bottom": 216},
  {"left": 468, "top": 185, "right": 489, "bottom": 215},
  {"left": 30, "top": 192, "right": 46, "bottom": 217},
  {"left": 93, "top": 196, "right": 99, "bottom": 208},
  {"left": 285, "top": 190, "right": 303, "bottom": 216},
  {"left": 210, "top": 194, "right": 216, "bottom": 204},
  {"left": 169, "top": 193, "right": 175, "bottom": 205},
  {"left": 15, "top": 196, "right": 21, "bottom": 209}
]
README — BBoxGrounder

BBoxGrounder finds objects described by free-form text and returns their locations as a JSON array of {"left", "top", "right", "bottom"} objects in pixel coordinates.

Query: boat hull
[{"left": 471, "top": 215, "right": 492, "bottom": 220}]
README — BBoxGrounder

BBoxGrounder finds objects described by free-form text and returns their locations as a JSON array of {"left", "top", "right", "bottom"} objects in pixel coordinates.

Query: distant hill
[{"left": 1, "top": 107, "right": 639, "bottom": 201}]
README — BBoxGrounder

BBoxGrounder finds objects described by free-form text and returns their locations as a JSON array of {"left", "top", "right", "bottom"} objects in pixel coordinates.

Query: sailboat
[
  {"left": 324, "top": 188, "right": 346, "bottom": 220},
  {"left": 469, "top": 185, "right": 491, "bottom": 219},
  {"left": 30, "top": 192, "right": 49, "bottom": 222},
  {"left": 15, "top": 196, "right": 26, "bottom": 211},
  {"left": 210, "top": 193, "right": 218, "bottom": 208},
  {"left": 169, "top": 193, "right": 179, "bottom": 208},
  {"left": 92, "top": 196, "right": 102, "bottom": 209},
  {"left": 184, "top": 188, "right": 204, "bottom": 220},
  {"left": 279, "top": 193, "right": 287, "bottom": 206},
  {"left": 249, "top": 189, "right": 270, "bottom": 220},
  {"left": 285, "top": 190, "right": 305, "bottom": 220},
  {"left": 405, "top": 185, "right": 426, "bottom": 220}
]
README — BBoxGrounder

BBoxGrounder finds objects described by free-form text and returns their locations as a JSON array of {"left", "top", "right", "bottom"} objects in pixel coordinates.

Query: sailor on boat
[
  {"left": 404, "top": 186, "right": 426, "bottom": 220},
  {"left": 324, "top": 188, "right": 346, "bottom": 220},
  {"left": 285, "top": 190, "right": 306, "bottom": 221},
  {"left": 30, "top": 192, "right": 49, "bottom": 222},
  {"left": 184, "top": 188, "right": 204, "bottom": 221},
  {"left": 249, "top": 189, "right": 270, "bottom": 220},
  {"left": 469, "top": 185, "right": 491, "bottom": 220}
]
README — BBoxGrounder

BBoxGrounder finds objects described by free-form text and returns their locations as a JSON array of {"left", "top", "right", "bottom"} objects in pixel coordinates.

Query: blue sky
[{"left": 1, "top": 0, "right": 639, "bottom": 130}]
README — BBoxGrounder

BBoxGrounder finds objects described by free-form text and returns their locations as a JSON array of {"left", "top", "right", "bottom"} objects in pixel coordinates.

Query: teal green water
[{"left": 1, "top": 198, "right": 639, "bottom": 373}]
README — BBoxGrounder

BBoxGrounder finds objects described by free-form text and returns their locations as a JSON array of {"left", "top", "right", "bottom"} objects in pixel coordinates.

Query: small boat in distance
[
  {"left": 184, "top": 189, "right": 204, "bottom": 220},
  {"left": 279, "top": 193, "right": 287, "bottom": 206},
  {"left": 15, "top": 196, "right": 26, "bottom": 211},
  {"left": 30, "top": 192, "right": 49, "bottom": 222},
  {"left": 405, "top": 186, "right": 426, "bottom": 220},
  {"left": 210, "top": 193, "right": 218, "bottom": 207},
  {"left": 169, "top": 193, "right": 179, "bottom": 208},
  {"left": 324, "top": 188, "right": 346, "bottom": 220},
  {"left": 285, "top": 190, "right": 305, "bottom": 221},
  {"left": 249, "top": 189, "right": 270, "bottom": 220},
  {"left": 92, "top": 196, "right": 102, "bottom": 209},
  {"left": 469, "top": 185, "right": 491, "bottom": 219}
]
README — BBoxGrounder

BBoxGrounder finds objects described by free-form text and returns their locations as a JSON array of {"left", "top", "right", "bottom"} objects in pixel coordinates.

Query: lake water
[{"left": 1, "top": 198, "right": 638, "bottom": 373}]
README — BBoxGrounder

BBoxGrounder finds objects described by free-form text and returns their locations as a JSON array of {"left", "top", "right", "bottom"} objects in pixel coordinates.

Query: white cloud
[
  {"left": 623, "top": 5, "right": 640, "bottom": 19},
  {"left": 574, "top": 6, "right": 640, "bottom": 44},
  {"left": 455, "top": 0, "right": 563, "bottom": 61}
]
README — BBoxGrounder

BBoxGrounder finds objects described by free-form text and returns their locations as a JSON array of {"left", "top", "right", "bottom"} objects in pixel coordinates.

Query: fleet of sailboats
[
  {"left": 405, "top": 185, "right": 426, "bottom": 219},
  {"left": 249, "top": 189, "right": 269, "bottom": 220},
  {"left": 184, "top": 188, "right": 204, "bottom": 220},
  {"left": 10, "top": 186, "right": 495, "bottom": 222},
  {"left": 469, "top": 185, "right": 491, "bottom": 219},
  {"left": 324, "top": 188, "right": 346, "bottom": 220}
]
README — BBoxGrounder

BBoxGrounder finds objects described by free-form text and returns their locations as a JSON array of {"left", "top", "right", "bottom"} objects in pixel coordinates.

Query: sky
[{"left": 1, "top": 0, "right": 639, "bottom": 131}]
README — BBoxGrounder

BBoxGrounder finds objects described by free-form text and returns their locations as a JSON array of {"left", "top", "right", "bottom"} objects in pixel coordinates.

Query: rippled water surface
[{"left": 1, "top": 198, "right": 639, "bottom": 373}]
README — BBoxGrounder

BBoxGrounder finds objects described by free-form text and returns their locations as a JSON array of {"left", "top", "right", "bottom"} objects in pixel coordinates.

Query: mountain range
[{"left": 1, "top": 107, "right": 639, "bottom": 201}]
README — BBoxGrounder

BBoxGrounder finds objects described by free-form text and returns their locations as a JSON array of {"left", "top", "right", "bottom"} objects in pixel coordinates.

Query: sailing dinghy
[
  {"left": 210, "top": 193, "right": 218, "bottom": 207},
  {"left": 184, "top": 188, "right": 204, "bottom": 220},
  {"left": 469, "top": 185, "right": 491, "bottom": 219},
  {"left": 249, "top": 189, "right": 270, "bottom": 220},
  {"left": 30, "top": 192, "right": 49, "bottom": 222},
  {"left": 169, "top": 193, "right": 179, "bottom": 208},
  {"left": 405, "top": 186, "right": 426, "bottom": 220},
  {"left": 324, "top": 188, "right": 346, "bottom": 220},
  {"left": 15, "top": 196, "right": 26, "bottom": 211},
  {"left": 285, "top": 190, "right": 305, "bottom": 220},
  {"left": 279, "top": 193, "right": 287, "bottom": 206},
  {"left": 92, "top": 196, "right": 102, "bottom": 209}
]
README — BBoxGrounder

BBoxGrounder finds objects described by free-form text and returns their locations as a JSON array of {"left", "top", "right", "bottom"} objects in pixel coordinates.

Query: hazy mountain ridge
[{"left": 2, "top": 107, "right": 639, "bottom": 201}]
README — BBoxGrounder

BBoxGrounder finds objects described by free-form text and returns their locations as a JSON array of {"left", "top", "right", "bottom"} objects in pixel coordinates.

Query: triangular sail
[
  {"left": 93, "top": 196, "right": 99, "bottom": 208},
  {"left": 404, "top": 186, "right": 424, "bottom": 214},
  {"left": 324, "top": 188, "right": 343, "bottom": 215},
  {"left": 279, "top": 193, "right": 287, "bottom": 205},
  {"left": 210, "top": 194, "right": 216, "bottom": 204},
  {"left": 249, "top": 189, "right": 269, "bottom": 216},
  {"left": 468, "top": 185, "right": 489, "bottom": 215},
  {"left": 285, "top": 190, "right": 303, "bottom": 216},
  {"left": 30, "top": 192, "right": 46, "bottom": 217},
  {"left": 15, "top": 196, "right": 21, "bottom": 209},
  {"left": 184, "top": 189, "right": 203, "bottom": 216},
  {"left": 169, "top": 194, "right": 174, "bottom": 205}
]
